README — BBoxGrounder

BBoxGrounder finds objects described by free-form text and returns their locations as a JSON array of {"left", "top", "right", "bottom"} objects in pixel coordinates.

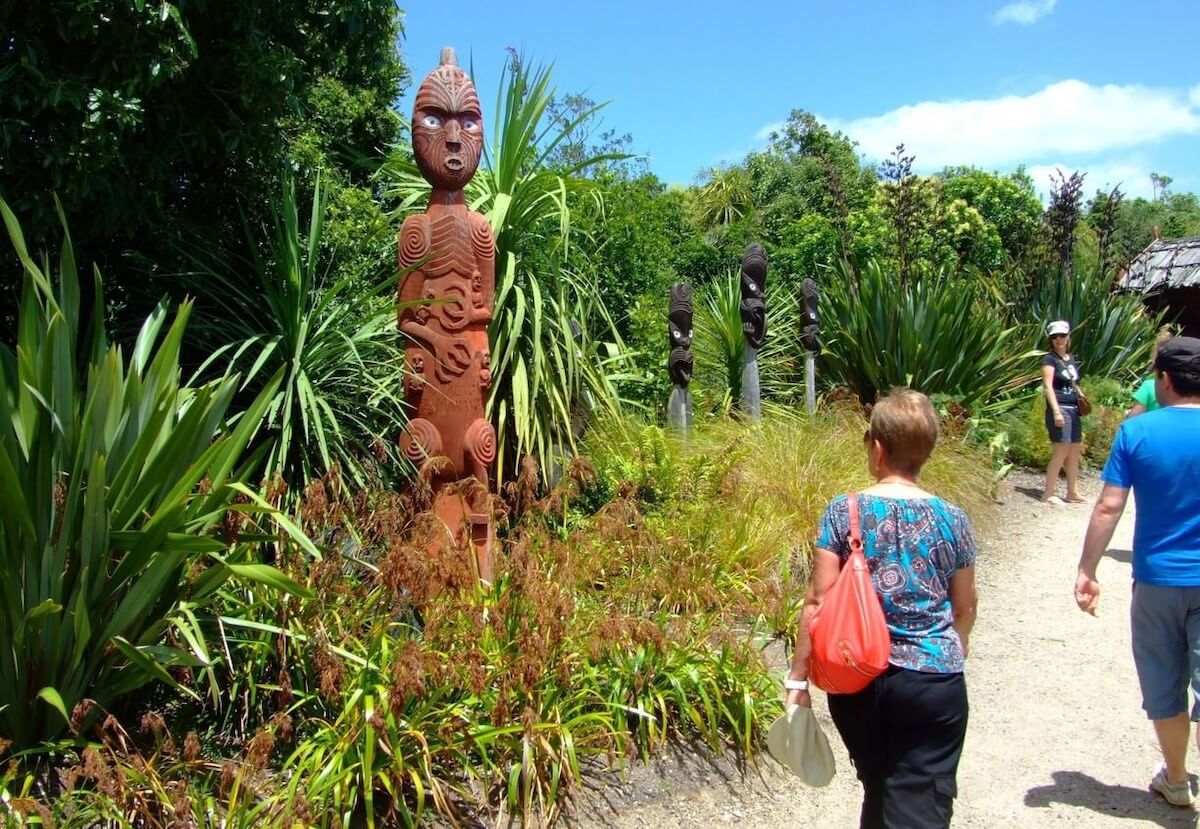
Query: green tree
[
  {"left": 544, "top": 91, "right": 646, "bottom": 180},
  {"left": 1, "top": 0, "right": 406, "bottom": 329},
  {"left": 939, "top": 166, "right": 1043, "bottom": 266}
]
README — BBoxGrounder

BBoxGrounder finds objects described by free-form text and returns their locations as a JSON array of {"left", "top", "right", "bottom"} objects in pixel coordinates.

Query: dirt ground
[{"left": 570, "top": 469, "right": 1200, "bottom": 828}]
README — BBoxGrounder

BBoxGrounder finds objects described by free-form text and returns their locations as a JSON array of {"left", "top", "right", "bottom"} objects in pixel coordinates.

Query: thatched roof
[{"left": 1119, "top": 236, "right": 1200, "bottom": 294}]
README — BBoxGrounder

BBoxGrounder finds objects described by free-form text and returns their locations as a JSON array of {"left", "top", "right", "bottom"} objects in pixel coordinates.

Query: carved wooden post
[
  {"left": 800, "top": 277, "right": 820, "bottom": 414},
  {"left": 667, "top": 283, "right": 693, "bottom": 432},
  {"left": 739, "top": 243, "right": 768, "bottom": 421},
  {"left": 397, "top": 48, "right": 496, "bottom": 580}
]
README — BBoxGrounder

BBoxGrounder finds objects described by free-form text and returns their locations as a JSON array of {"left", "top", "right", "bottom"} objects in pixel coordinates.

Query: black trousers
[{"left": 827, "top": 666, "right": 969, "bottom": 829}]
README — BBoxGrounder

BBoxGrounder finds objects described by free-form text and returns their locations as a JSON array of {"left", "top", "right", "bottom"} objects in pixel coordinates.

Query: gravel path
[{"left": 574, "top": 469, "right": 1200, "bottom": 828}]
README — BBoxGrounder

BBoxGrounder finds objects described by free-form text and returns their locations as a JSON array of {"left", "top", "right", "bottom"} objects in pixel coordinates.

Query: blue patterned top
[{"left": 816, "top": 494, "right": 976, "bottom": 674}]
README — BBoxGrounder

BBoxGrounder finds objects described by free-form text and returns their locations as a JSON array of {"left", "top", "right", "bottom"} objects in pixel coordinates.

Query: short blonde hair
[{"left": 869, "top": 389, "right": 939, "bottom": 477}]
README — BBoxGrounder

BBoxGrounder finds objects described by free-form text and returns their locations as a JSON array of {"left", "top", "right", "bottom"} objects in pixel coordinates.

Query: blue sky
[{"left": 400, "top": 0, "right": 1199, "bottom": 199}]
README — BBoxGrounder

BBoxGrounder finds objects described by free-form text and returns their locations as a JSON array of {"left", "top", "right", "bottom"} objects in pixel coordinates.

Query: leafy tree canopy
[{"left": 1, "top": 0, "right": 406, "bottom": 324}]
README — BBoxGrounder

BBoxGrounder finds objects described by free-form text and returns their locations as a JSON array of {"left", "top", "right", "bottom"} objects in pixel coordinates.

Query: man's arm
[{"left": 1075, "top": 483, "right": 1131, "bottom": 614}]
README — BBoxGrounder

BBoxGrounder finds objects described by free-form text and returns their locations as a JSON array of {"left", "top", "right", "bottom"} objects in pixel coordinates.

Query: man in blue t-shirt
[{"left": 1075, "top": 336, "right": 1200, "bottom": 809}]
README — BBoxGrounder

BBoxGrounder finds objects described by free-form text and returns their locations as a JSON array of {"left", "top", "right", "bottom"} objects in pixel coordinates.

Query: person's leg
[
  {"left": 1065, "top": 443, "right": 1085, "bottom": 501},
  {"left": 828, "top": 681, "right": 886, "bottom": 829},
  {"left": 1131, "top": 582, "right": 1193, "bottom": 803},
  {"left": 878, "top": 669, "right": 969, "bottom": 829},
  {"left": 1186, "top": 587, "right": 1200, "bottom": 767},
  {"left": 1044, "top": 443, "right": 1069, "bottom": 501},
  {"left": 1154, "top": 713, "right": 1191, "bottom": 784}
]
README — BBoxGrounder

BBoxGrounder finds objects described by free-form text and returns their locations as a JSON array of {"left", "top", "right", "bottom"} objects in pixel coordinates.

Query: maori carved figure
[
  {"left": 800, "top": 277, "right": 820, "bottom": 354},
  {"left": 667, "top": 282, "right": 694, "bottom": 432},
  {"left": 740, "top": 243, "right": 768, "bottom": 349},
  {"left": 667, "top": 283, "right": 694, "bottom": 387},
  {"left": 398, "top": 47, "right": 496, "bottom": 579}
]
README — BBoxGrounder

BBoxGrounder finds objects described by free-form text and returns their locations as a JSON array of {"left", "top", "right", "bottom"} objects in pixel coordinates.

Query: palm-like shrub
[
  {"left": 380, "top": 54, "right": 632, "bottom": 481},
  {"left": 1017, "top": 264, "right": 1161, "bottom": 381},
  {"left": 821, "top": 259, "right": 1034, "bottom": 405},
  {"left": 190, "top": 174, "right": 408, "bottom": 489},
  {"left": 691, "top": 269, "right": 804, "bottom": 409},
  {"left": 0, "top": 200, "right": 306, "bottom": 748}
]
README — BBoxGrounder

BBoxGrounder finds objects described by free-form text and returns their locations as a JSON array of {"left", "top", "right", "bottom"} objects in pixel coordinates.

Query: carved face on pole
[
  {"left": 412, "top": 48, "right": 484, "bottom": 191},
  {"left": 668, "top": 283, "right": 694, "bottom": 386},
  {"left": 800, "top": 277, "right": 820, "bottom": 353},
  {"left": 740, "top": 243, "right": 768, "bottom": 349}
]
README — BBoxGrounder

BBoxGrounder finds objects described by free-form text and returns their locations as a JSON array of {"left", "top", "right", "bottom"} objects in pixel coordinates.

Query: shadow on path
[
  {"left": 1025, "top": 770, "right": 1197, "bottom": 827},
  {"left": 1012, "top": 484, "right": 1046, "bottom": 502},
  {"left": 1106, "top": 547, "right": 1134, "bottom": 564}
]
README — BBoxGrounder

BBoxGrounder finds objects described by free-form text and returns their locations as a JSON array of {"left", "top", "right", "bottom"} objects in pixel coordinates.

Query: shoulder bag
[
  {"left": 807, "top": 493, "right": 891, "bottom": 695},
  {"left": 1054, "top": 353, "right": 1092, "bottom": 416},
  {"left": 1074, "top": 382, "right": 1092, "bottom": 416}
]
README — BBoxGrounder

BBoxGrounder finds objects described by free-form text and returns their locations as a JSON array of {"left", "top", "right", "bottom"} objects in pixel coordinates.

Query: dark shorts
[
  {"left": 1045, "top": 403, "right": 1081, "bottom": 444},
  {"left": 827, "top": 666, "right": 968, "bottom": 829},
  {"left": 1130, "top": 582, "right": 1200, "bottom": 720}
]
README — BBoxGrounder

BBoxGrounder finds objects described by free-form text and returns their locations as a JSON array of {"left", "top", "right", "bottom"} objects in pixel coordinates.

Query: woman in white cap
[{"left": 1042, "top": 320, "right": 1086, "bottom": 504}]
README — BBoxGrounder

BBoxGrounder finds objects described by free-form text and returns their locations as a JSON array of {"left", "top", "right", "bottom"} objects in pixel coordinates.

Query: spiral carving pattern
[
  {"left": 464, "top": 419, "right": 497, "bottom": 466},
  {"left": 399, "top": 222, "right": 429, "bottom": 266},
  {"left": 399, "top": 417, "right": 442, "bottom": 463},
  {"left": 471, "top": 218, "right": 494, "bottom": 262}
]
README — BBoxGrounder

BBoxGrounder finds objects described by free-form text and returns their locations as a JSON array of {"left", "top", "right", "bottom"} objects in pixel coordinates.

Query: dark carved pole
[
  {"left": 397, "top": 48, "right": 496, "bottom": 580},
  {"left": 667, "top": 283, "right": 694, "bottom": 432},
  {"left": 800, "top": 277, "right": 820, "bottom": 414},
  {"left": 739, "top": 243, "right": 768, "bottom": 420}
]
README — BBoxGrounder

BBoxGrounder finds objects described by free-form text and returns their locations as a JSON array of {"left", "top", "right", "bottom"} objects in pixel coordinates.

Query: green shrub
[
  {"left": 187, "top": 174, "right": 408, "bottom": 491},
  {"left": 821, "top": 259, "right": 1035, "bottom": 405},
  {"left": 2, "top": 407, "right": 998, "bottom": 825},
  {"left": 991, "top": 383, "right": 1124, "bottom": 470},
  {"left": 1018, "top": 264, "right": 1162, "bottom": 382},
  {"left": 0, "top": 199, "right": 309, "bottom": 748},
  {"left": 691, "top": 269, "right": 803, "bottom": 411}
]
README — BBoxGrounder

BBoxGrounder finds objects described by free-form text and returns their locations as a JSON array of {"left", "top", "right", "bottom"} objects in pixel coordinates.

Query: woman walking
[
  {"left": 1042, "top": 320, "right": 1086, "bottom": 504},
  {"left": 785, "top": 389, "right": 978, "bottom": 828}
]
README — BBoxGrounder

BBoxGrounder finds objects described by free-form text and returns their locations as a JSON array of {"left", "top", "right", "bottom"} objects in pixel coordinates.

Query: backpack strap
[{"left": 846, "top": 492, "right": 863, "bottom": 555}]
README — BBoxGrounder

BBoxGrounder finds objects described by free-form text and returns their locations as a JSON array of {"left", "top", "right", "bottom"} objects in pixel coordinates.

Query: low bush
[
  {"left": 991, "top": 377, "right": 1129, "bottom": 471},
  {"left": 3, "top": 409, "right": 997, "bottom": 827}
]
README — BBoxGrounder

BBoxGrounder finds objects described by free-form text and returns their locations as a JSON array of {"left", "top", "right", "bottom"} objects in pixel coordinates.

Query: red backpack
[{"left": 808, "top": 493, "right": 891, "bottom": 694}]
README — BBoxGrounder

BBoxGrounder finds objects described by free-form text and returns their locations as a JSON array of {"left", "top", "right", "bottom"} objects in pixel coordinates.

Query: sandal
[
  {"left": 1065, "top": 495, "right": 1089, "bottom": 504},
  {"left": 1043, "top": 496, "right": 1065, "bottom": 505}
]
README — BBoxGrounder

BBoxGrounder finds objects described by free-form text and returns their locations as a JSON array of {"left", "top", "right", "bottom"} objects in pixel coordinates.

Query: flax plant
[
  {"left": 189, "top": 173, "right": 408, "bottom": 491},
  {"left": 0, "top": 199, "right": 310, "bottom": 749},
  {"left": 691, "top": 269, "right": 804, "bottom": 411},
  {"left": 1016, "top": 262, "right": 1161, "bottom": 381},
  {"left": 821, "top": 258, "right": 1036, "bottom": 405}
]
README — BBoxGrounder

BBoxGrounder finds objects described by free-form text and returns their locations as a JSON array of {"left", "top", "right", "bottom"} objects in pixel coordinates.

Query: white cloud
[
  {"left": 1026, "top": 159, "right": 1155, "bottom": 201},
  {"left": 755, "top": 121, "right": 784, "bottom": 142},
  {"left": 992, "top": 0, "right": 1057, "bottom": 25},
  {"left": 821, "top": 80, "right": 1200, "bottom": 171}
]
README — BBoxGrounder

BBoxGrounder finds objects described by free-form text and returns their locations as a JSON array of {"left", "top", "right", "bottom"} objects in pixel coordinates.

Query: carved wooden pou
[
  {"left": 739, "top": 243, "right": 768, "bottom": 420},
  {"left": 667, "top": 282, "right": 694, "bottom": 431},
  {"left": 740, "top": 243, "right": 768, "bottom": 349},
  {"left": 398, "top": 48, "right": 496, "bottom": 579},
  {"left": 668, "top": 283, "right": 694, "bottom": 387}
]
